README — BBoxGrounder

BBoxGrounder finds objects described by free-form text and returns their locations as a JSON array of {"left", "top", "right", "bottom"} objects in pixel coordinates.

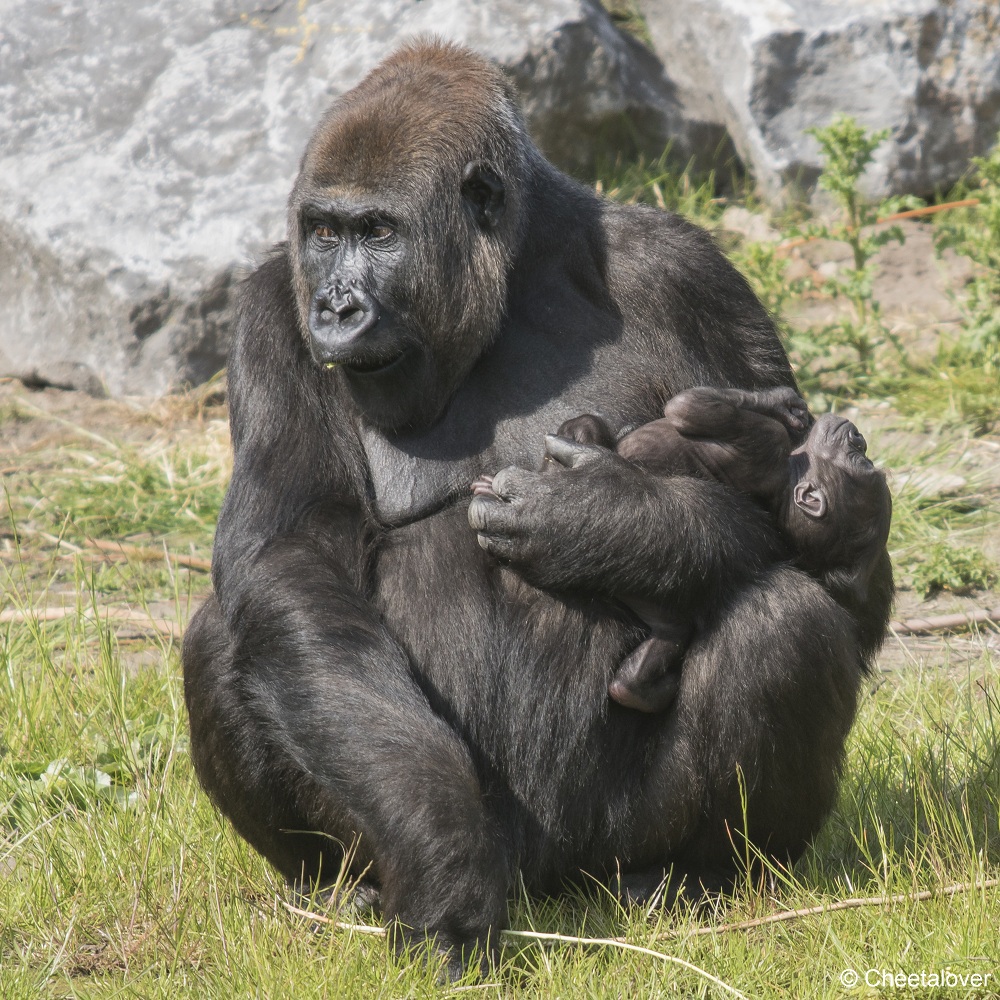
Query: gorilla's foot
[
  {"left": 287, "top": 876, "right": 382, "bottom": 921},
  {"left": 616, "top": 865, "right": 735, "bottom": 910}
]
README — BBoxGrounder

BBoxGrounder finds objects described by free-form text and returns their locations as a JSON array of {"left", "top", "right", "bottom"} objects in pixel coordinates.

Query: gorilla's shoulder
[
  {"left": 598, "top": 201, "right": 736, "bottom": 293},
  {"left": 601, "top": 201, "right": 721, "bottom": 256}
]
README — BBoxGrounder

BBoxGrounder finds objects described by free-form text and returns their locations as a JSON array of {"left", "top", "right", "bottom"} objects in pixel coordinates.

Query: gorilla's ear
[
  {"left": 793, "top": 480, "right": 827, "bottom": 519},
  {"left": 461, "top": 161, "right": 506, "bottom": 230}
]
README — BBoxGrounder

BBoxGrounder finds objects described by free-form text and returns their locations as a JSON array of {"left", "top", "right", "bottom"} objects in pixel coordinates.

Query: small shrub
[
  {"left": 934, "top": 133, "right": 1000, "bottom": 371},
  {"left": 911, "top": 543, "right": 996, "bottom": 598},
  {"left": 798, "top": 116, "right": 923, "bottom": 376}
]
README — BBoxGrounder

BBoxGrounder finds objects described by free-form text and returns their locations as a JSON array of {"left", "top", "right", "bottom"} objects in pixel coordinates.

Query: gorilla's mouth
[{"left": 342, "top": 347, "right": 410, "bottom": 375}]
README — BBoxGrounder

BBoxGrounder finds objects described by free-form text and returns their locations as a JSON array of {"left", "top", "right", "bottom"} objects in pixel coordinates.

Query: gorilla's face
[
  {"left": 294, "top": 193, "right": 435, "bottom": 430},
  {"left": 290, "top": 99, "right": 515, "bottom": 435},
  {"left": 785, "top": 414, "right": 892, "bottom": 568}
]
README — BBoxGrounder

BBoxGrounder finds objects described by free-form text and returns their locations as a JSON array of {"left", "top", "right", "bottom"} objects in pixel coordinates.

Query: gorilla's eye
[
  {"left": 369, "top": 223, "right": 394, "bottom": 241},
  {"left": 312, "top": 223, "right": 336, "bottom": 241},
  {"left": 847, "top": 427, "right": 867, "bottom": 453}
]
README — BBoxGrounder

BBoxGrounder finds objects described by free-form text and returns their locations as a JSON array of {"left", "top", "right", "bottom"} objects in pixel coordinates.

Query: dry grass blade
[
  {"left": 0, "top": 605, "right": 181, "bottom": 639},
  {"left": 8, "top": 527, "right": 212, "bottom": 571},
  {"left": 890, "top": 607, "right": 1000, "bottom": 636},
  {"left": 280, "top": 901, "right": 750, "bottom": 999},
  {"left": 500, "top": 929, "right": 750, "bottom": 999},
  {"left": 774, "top": 197, "right": 982, "bottom": 255},
  {"left": 85, "top": 539, "right": 212, "bottom": 572},
  {"left": 657, "top": 878, "right": 1000, "bottom": 939}
]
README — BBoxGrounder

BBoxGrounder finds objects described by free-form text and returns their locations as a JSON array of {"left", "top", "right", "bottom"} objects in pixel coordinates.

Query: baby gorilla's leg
[{"left": 609, "top": 619, "right": 691, "bottom": 713}]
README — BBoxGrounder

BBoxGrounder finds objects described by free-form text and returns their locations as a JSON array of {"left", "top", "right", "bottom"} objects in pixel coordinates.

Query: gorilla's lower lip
[{"left": 342, "top": 348, "right": 409, "bottom": 375}]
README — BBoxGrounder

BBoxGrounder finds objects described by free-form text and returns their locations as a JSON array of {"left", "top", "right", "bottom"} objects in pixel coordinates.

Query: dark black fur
[
  {"left": 532, "top": 387, "right": 892, "bottom": 713},
  {"left": 182, "top": 40, "right": 893, "bottom": 973}
]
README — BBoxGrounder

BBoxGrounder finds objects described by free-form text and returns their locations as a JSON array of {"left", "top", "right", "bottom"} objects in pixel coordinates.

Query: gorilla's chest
[
  {"left": 361, "top": 393, "right": 638, "bottom": 527},
  {"left": 358, "top": 316, "right": 659, "bottom": 525}
]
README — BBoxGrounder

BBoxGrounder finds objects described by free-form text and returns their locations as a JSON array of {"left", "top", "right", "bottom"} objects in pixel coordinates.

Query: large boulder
[
  {"left": 639, "top": 0, "right": 1000, "bottom": 201},
  {"left": 0, "top": 0, "right": 721, "bottom": 397}
]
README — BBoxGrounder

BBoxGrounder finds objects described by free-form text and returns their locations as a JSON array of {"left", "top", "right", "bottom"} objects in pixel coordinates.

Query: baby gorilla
[{"left": 476, "top": 387, "right": 892, "bottom": 713}]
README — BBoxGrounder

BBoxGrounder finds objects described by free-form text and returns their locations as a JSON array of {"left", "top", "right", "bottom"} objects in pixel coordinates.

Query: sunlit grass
[
  {"left": 2, "top": 149, "right": 999, "bottom": 996},
  {"left": 3, "top": 580, "right": 998, "bottom": 996}
]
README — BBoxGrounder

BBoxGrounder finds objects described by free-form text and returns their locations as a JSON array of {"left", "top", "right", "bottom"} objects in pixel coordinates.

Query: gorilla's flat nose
[{"left": 308, "top": 281, "right": 381, "bottom": 362}]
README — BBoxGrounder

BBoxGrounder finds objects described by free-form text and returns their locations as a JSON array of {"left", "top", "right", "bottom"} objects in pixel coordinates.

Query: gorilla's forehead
[{"left": 301, "top": 42, "right": 517, "bottom": 191}]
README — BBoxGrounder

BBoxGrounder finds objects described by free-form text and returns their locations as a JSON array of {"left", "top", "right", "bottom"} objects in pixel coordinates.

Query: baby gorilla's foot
[
  {"left": 751, "top": 386, "right": 811, "bottom": 434},
  {"left": 608, "top": 635, "right": 684, "bottom": 713},
  {"left": 471, "top": 475, "right": 498, "bottom": 498},
  {"left": 609, "top": 671, "right": 680, "bottom": 713}
]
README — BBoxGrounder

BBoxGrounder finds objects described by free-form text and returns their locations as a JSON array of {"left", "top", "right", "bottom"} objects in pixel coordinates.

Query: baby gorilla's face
[
  {"left": 792, "top": 415, "right": 872, "bottom": 513},
  {"left": 785, "top": 414, "right": 891, "bottom": 566},
  {"left": 799, "top": 415, "right": 870, "bottom": 465}
]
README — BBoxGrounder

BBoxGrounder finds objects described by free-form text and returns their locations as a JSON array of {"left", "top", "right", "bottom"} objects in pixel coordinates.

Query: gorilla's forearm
[{"left": 469, "top": 448, "right": 785, "bottom": 608}]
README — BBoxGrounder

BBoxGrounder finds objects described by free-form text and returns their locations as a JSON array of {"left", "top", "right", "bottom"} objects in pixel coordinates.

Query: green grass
[
  {"left": 2, "top": 591, "right": 997, "bottom": 997},
  {"left": 1, "top": 400, "right": 999, "bottom": 998},
  {"left": 865, "top": 428, "right": 999, "bottom": 596}
]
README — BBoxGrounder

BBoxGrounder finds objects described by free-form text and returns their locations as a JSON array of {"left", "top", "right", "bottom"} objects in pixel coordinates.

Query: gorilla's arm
[
  {"left": 661, "top": 386, "right": 809, "bottom": 439},
  {"left": 210, "top": 253, "right": 367, "bottom": 612},
  {"left": 187, "top": 254, "right": 507, "bottom": 968},
  {"left": 469, "top": 435, "right": 786, "bottom": 612},
  {"left": 470, "top": 212, "right": 807, "bottom": 614}
]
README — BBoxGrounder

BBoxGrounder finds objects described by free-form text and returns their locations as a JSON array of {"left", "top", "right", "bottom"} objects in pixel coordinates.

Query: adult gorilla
[{"left": 183, "top": 40, "right": 891, "bottom": 969}]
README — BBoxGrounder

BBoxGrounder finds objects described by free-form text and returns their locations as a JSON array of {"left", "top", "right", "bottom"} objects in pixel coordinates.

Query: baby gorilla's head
[{"left": 783, "top": 414, "right": 892, "bottom": 581}]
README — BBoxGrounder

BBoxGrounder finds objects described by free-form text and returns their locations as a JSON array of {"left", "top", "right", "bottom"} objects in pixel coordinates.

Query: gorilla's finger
[
  {"left": 468, "top": 494, "right": 504, "bottom": 532},
  {"left": 469, "top": 493, "right": 528, "bottom": 537},
  {"left": 543, "top": 434, "right": 605, "bottom": 469},
  {"left": 476, "top": 533, "right": 515, "bottom": 560},
  {"left": 490, "top": 466, "right": 532, "bottom": 500}
]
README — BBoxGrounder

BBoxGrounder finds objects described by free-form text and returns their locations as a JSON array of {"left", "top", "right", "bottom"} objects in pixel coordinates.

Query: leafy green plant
[
  {"left": 934, "top": 133, "right": 1000, "bottom": 371},
  {"left": 884, "top": 353, "right": 1000, "bottom": 434},
  {"left": 0, "top": 712, "right": 176, "bottom": 828},
  {"left": 911, "top": 543, "right": 996, "bottom": 598},
  {"left": 730, "top": 239, "right": 818, "bottom": 375},
  {"left": 798, "top": 116, "right": 922, "bottom": 377}
]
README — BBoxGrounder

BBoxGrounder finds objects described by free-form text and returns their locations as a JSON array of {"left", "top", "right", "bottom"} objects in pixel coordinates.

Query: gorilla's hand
[{"left": 468, "top": 435, "right": 658, "bottom": 592}]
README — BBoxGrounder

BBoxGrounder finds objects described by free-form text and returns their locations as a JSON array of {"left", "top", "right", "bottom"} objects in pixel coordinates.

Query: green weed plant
[{"left": 795, "top": 116, "right": 922, "bottom": 378}]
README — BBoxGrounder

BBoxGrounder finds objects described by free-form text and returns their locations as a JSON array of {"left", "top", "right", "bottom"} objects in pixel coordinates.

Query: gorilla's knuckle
[
  {"left": 491, "top": 467, "right": 528, "bottom": 499},
  {"left": 468, "top": 496, "right": 499, "bottom": 532}
]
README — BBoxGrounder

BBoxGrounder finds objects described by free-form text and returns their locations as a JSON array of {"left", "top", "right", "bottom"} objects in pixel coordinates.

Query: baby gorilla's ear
[{"left": 793, "top": 480, "right": 827, "bottom": 518}]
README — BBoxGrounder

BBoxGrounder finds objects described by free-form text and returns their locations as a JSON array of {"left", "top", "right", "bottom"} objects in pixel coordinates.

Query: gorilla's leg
[
  {"left": 183, "top": 546, "right": 508, "bottom": 968},
  {"left": 638, "top": 565, "right": 863, "bottom": 894}
]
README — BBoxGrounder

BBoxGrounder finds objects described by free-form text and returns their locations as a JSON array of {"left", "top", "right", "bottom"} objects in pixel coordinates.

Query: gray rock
[
  {"left": 0, "top": 0, "right": 719, "bottom": 397},
  {"left": 639, "top": 0, "right": 1000, "bottom": 202}
]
